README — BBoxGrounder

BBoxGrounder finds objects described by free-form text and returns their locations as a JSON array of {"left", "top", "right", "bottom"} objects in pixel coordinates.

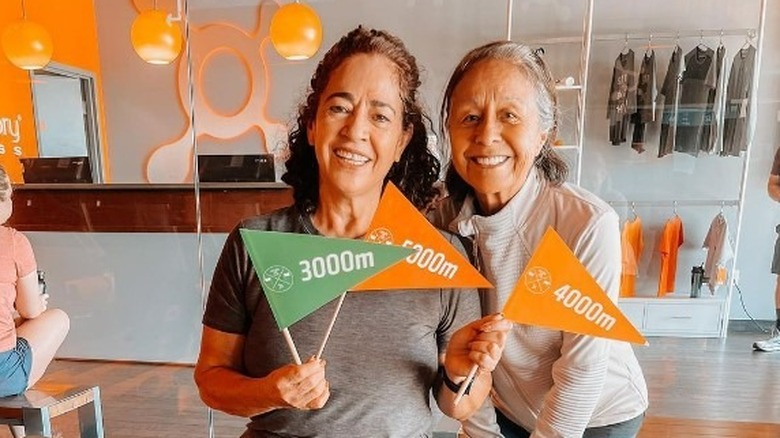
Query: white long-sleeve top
[{"left": 431, "top": 169, "right": 648, "bottom": 438}]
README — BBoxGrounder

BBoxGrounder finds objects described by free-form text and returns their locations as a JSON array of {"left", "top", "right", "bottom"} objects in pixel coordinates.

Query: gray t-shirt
[
  {"left": 722, "top": 45, "right": 757, "bottom": 157},
  {"left": 658, "top": 46, "right": 685, "bottom": 158},
  {"left": 203, "top": 205, "right": 480, "bottom": 438}
]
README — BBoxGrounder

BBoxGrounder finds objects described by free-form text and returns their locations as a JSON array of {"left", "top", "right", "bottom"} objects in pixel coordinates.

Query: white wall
[{"left": 731, "top": 1, "right": 780, "bottom": 321}]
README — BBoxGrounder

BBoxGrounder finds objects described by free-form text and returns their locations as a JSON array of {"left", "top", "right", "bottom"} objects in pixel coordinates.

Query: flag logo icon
[
  {"left": 262, "top": 265, "right": 294, "bottom": 293},
  {"left": 366, "top": 227, "right": 393, "bottom": 245},
  {"left": 525, "top": 267, "right": 552, "bottom": 294}
]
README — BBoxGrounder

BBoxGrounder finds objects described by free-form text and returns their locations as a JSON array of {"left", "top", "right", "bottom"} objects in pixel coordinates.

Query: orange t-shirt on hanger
[
  {"left": 620, "top": 217, "right": 643, "bottom": 297},
  {"left": 657, "top": 215, "right": 684, "bottom": 296}
]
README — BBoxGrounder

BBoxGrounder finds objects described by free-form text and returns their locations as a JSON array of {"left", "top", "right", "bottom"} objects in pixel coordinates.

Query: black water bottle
[
  {"left": 690, "top": 265, "right": 704, "bottom": 298},
  {"left": 37, "top": 270, "right": 47, "bottom": 295}
]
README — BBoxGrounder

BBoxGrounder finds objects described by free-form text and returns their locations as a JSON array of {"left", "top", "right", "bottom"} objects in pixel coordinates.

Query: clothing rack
[
  {"left": 593, "top": 28, "right": 756, "bottom": 43},
  {"left": 510, "top": 0, "right": 767, "bottom": 337},
  {"left": 606, "top": 200, "right": 739, "bottom": 208},
  {"left": 524, "top": 28, "right": 756, "bottom": 46}
]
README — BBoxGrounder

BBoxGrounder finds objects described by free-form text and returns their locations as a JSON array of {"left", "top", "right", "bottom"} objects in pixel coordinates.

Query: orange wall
[{"left": 0, "top": 0, "right": 109, "bottom": 182}]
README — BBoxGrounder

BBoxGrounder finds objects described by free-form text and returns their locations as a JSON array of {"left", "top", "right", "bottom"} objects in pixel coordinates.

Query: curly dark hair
[
  {"left": 282, "top": 26, "right": 440, "bottom": 214},
  {"left": 440, "top": 40, "right": 569, "bottom": 201}
]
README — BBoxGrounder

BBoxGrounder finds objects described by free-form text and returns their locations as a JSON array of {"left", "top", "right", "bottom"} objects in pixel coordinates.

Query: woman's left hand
[
  {"left": 444, "top": 313, "right": 512, "bottom": 380},
  {"left": 39, "top": 293, "right": 49, "bottom": 312}
]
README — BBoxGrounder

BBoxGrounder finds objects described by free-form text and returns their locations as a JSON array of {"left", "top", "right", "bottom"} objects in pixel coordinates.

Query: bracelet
[{"left": 439, "top": 367, "right": 473, "bottom": 395}]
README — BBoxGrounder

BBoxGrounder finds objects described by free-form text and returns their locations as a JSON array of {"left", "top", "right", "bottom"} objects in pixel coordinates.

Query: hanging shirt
[
  {"left": 701, "top": 45, "right": 727, "bottom": 154},
  {"left": 630, "top": 51, "right": 657, "bottom": 154},
  {"left": 607, "top": 49, "right": 637, "bottom": 146},
  {"left": 657, "top": 215, "right": 684, "bottom": 296},
  {"left": 675, "top": 46, "right": 717, "bottom": 156},
  {"left": 722, "top": 45, "right": 756, "bottom": 157},
  {"left": 702, "top": 213, "right": 733, "bottom": 294},
  {"left": 658, "top": 46, "right": 685, "bottom": 158},
  {"left": 620, "top": 216, "right": 644, "bottom": 297}
]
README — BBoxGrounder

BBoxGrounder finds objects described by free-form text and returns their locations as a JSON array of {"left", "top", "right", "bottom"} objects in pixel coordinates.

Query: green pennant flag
[{"left": 240, "top": 230, "right": 414, "bottom": 330}]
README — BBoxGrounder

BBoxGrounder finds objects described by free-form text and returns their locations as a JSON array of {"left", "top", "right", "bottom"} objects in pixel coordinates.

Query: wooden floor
[{"left": 1, "top": 325, "right": 777, "bottom": 437}]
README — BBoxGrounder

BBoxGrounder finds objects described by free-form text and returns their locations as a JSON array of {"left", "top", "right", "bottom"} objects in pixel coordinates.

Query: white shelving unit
[{"left": 507, "top": 0, "right": 593, "bottom": 185}]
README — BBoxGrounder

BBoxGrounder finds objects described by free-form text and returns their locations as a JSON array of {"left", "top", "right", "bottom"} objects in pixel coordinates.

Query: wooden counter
[{"left": 8, "top": 183, "right": 293, "bottom": 233}]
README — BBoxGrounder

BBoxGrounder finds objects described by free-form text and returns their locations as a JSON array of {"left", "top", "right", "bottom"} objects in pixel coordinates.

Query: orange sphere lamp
[
  {"left": 1, "top": 20, "right": 53, "bottom": 70},
  {"left": 270, "top": 1, "right": 322, "bottom": 61},
  {"left": 131, "top": 9, "right": 183, "bottom": 65}
]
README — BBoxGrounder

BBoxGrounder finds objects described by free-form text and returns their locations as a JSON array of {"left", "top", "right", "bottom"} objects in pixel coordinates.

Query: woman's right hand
[{"left": 265, "top": 357, "right": 330, "bottom": 410}]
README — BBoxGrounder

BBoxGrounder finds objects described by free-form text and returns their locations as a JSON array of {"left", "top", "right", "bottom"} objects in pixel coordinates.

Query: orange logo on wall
[
  {"left": 141, "top": 0, "right": 289, "bottom": 183},
  {"left": 352, "top": 183, "right": 492, "bottom": 291},
  {"left": 503, "top": 227, "right": 646, "bottom": 345}
]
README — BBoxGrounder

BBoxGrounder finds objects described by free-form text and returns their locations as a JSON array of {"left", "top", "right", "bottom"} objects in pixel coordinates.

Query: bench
[{"left": 0, "top": 384, "right": 103, "bottom": 437}]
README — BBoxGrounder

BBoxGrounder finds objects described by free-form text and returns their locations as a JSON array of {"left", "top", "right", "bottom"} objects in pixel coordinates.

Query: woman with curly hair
[{"left": 195, "top": 26, "right": 509, "bottom": 438}]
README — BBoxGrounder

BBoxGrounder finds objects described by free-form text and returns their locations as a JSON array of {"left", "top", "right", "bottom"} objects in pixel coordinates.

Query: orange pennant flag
[
  {"left": 352, "top": 183, "right": 492, "bottom": 291},
  {"left": 503, "top": 227, "right": 647, "bottom": 345}
]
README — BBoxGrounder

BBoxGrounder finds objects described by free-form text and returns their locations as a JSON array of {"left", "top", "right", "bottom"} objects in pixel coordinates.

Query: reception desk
[
  {"left": 7, "top": 183, "right": 293, "bottom": 364},
  {"left": 9, "top": 182, "right": 293, "bottom": 233}
]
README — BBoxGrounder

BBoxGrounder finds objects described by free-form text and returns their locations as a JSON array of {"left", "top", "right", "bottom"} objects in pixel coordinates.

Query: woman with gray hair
[{"left": 430, "top": 41, "right": 648, "bottom": 437}]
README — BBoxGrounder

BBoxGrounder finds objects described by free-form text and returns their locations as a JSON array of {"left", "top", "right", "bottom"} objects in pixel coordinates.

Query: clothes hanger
[
  {"left": 740, "top": 30, "right": 755, "bottom": 50},
  {"left": 621, "top": 33, "right": 630, "bottom": 55},
  {"left": 631, "top": 202, "right": 638, "bottom": 221},
  {"left": 644, "top": 34, "right": 653, "bottom": 56},
  {"left": 672, "top": 200, "right": 679, "bottom": 218},
  {"left": 696, "top": 29, "right": 710, "bottom": 52}
]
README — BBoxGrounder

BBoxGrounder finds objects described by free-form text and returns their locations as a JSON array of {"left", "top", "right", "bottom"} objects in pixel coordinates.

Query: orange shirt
[
  {"left": 0, "top": 226, "right": 36, "bottom": 351},
  {"left": 620, "top": 217, "right": 643, "bottom": 297},
  {"left": 657, "top": 215, "right": 684, "bottom": 296}
]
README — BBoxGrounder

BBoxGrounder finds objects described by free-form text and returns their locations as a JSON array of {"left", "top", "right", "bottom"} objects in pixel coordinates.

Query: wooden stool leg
[
  {"left": 21, "top": 407, "right": 52, "bottom": 437},
  {"left": 77, "top": 387, "right": 104, "bottom": 438}
]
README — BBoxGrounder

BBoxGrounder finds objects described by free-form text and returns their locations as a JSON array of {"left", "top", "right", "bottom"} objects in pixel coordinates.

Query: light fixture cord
[
  {"left": 20, "top": 0, "right": 26, "bottom": 19},
  {"left": 154, "top": 0, "right": 158, "bottom": 10}
]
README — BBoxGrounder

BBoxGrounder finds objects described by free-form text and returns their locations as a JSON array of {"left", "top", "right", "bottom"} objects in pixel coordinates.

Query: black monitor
[
  {"left": 20, "top": 156, "right": 93, "bottom": 184},
  {"left": 197, "top": 154, "right": 275, "bottom": 183}
]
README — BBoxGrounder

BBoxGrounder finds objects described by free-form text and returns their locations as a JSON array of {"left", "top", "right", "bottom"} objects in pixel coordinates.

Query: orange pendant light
[
  {"left": 131, "top": 8, "right": 183, "bottom": 65},
  {"left": 269, "top": 1, "right": 323, "bottom": 61},
  {"left": 1, "top": 1, "right": 54, "bottom": 70}
]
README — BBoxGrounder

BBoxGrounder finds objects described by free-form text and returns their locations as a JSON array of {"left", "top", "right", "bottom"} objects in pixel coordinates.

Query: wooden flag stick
[
  {"left": 453, "top": 364, "right": 478, "bottom": 406},
  {"left": 316, "top": 292, "right": 347, "bottom": 360},
  {"left": 282, "top": 328, "right": 302, "bottom": 365}
]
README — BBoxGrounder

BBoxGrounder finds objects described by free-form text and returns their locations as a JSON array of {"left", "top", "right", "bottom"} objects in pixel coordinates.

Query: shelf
[
  {"left": 619, "top": 295, "right": 726, "bottom": 338},
  {"left": 620, "top": 295, "right": 725, "bottom": 303},
  {"left": 553, "top": 145, "right": 580, "bottom": 150},
  {"left": 555, "top": 84, "right": 583, "bottom": 90}
]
